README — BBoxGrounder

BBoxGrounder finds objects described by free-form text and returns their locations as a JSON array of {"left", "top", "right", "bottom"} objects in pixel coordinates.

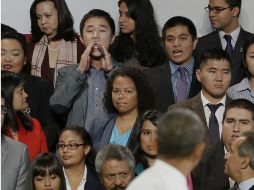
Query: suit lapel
[
  {"left": 190, "top": 94, "right": 212, "bottom": 147},
  {"left": 1, "top": 136, "right": 8, "bottom": 168},
  {"left": 160, "top": 63, "right": 175, "bottom": 102}
]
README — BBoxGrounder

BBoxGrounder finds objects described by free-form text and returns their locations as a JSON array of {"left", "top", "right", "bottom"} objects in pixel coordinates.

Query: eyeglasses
[
  {"left": 1, "top": 106, "right": 7, "bottom": 115},
  {"left": 205, "top": 6, "right": 232, "bottom": 14},
  {"left": 56, "top": 143, "right": 85, "bottom": 150}
]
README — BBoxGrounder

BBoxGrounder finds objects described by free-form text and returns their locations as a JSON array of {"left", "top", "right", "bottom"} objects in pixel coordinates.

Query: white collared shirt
[
  {"left": 239, "top": 177, "right": 254, "bottom": 190},
  {"left": 64, "top": 165, "right": 87, "bottom": 190},
  {"left": 127, "top": 159, "right": 188, "bottom": 190},
  {"left": 200, "top": 91, "right": 226, "bottom": 137},
  {"left": 219, "top": 26, "right": 241, "bottom": 49}
]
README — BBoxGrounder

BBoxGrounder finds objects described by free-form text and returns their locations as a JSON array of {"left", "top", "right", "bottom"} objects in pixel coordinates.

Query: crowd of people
[{"left": 1, "top": 0, "right": 254, "bottom": 189}]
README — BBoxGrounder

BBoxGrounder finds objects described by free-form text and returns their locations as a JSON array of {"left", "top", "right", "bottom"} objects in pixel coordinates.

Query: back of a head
[
  {"left": 199, "top": 48, "right": 231, "bottom": 70},
  {"left": 158, "top": 108, "right": 205, "bottom": 158},
  {"left": 238, "top": 131, "right": 254, "bottom": 170},
  {"left": 1, "top": 23, "right": 17, "bottom": 34}
]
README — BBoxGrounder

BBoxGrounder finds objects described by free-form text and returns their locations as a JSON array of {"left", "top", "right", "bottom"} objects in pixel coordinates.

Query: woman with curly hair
[
  {"left": 27, "top": 0, "right": 84, "bottom": 87},
  {"left": 92, "top": 67, "right": 155, "bottom": 152},
  {"left": 110, "top": 0, "right": 167, "bottom": 68}
]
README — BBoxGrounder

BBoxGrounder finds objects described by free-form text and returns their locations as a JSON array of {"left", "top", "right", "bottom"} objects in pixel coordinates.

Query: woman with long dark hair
[
  {"left": 110, "top": 0, "right": 167, "bottom": 68},
  {"left": 1, "top": 71, "right": 48, "bottom": 160}
]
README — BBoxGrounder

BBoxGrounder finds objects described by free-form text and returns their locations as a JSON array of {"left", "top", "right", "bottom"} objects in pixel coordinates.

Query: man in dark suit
[
  {"left": 144, "top": 16, "right": 201, "bottom": 113},
  {"left": 169, "top": 48, "right": 232, "bottom": 190},
  {"left": 191, "top": 99, "right": 254, "bottom": 190},
  {"left": 225, "top": 131, "right": 254, "bottom": 190},
  {"left": 195, "top": 0, "right": 254, "bottom": 86}
]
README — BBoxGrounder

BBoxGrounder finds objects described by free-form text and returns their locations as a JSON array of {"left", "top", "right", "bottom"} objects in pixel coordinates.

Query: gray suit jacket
[
  {"left": 1, "top": 135, "right": 29, "bottom": 190},
  {"left": 50, "top": 65, "right": 90, "bottom": 128}
]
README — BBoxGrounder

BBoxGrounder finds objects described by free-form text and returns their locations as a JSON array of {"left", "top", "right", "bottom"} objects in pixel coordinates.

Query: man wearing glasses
[{"left": 195, "top": 0, "right": 254, "bottom": 86}]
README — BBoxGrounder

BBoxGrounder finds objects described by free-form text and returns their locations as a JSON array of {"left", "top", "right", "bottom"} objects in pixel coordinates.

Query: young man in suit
[
  {"left": 190, "top": 99, "right": 254, "bottom": 190},
  {"left": 195, "top": 0, "right": 254, "bottom": 86},
  {"left": 144, "top": 16, "right": 201, "bottom": 113},
  {"left": 225, "top": 131, "right": 254, "bottom": 190},
  {"left": 1, "top": 93, "right": 29, "bottom": 190},
  {"left": 170, "top": 48, "right": 232, "bottom": 148},
  {"left": 50, "top": 9, "right": 119, "bottom": 133}
]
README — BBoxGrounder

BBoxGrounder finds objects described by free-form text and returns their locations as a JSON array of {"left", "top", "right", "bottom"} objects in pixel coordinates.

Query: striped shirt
[{"left": 227, "top": 78, "right": 254, "bottom": 102}]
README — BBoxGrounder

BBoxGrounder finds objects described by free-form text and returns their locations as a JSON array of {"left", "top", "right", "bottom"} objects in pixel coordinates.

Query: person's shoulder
[
  {"left": 2, "top": 135, "right": 27, "bottom": 151},
  {"left": 198, "top": 31, "right": 218, "bottom": 41}
]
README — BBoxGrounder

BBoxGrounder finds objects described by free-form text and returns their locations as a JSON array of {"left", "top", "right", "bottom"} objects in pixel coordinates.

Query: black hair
[
  {"left": 1, "top": 71, "right": 33, "bottom": 131},
  {"left": 110, "top": 0, "right": 167, "bottom": 67},
  {"left": 226, "top": 0, "right": 242, "bottom": 16},
  {"left": 79, "top": 9, "right": 115, "bottom": 38},
  {"left": 59, "top": 126, "right": 96, "bottom": 170},
  {"left": 162, "top": 16, "right": 197, "bottom": 41},
  {"left": 28, "top": 152, "right": 67, "bottom": 190},
  {"left": 199, "top": 48, "right": 231, "bottom": 69},
  {"left": 242, "top": 37, "right": 254, "bottom": 78},
  {"left": 1, "top": 31, "right": 27, "bottom": 56},
  {"left": 104, "top": 67, "right": 155, "bottom": 115},
  {"left": 30, "top": 0, "right": 76, "bottom": 42},
  {"left": 223, "top": 99, "right": 254, "bottom": 122},
  {"left": 133, "top": 110, "right": 161, "bottom": 173}
]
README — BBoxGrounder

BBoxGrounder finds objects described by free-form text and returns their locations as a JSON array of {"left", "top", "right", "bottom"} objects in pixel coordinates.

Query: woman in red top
[{"left": 1, "top": 71, "right": 48, "bottom": 160}]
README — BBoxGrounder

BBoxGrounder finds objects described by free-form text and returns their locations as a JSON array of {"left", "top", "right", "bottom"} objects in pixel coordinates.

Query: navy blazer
[
  {"left": 195, "top": 28, "right": 254, "bottom": 86},
  {"left": 85, "top": 167, "right": 105, "bottom": 190},
  {"left": 192, "top": 141, "right": 229, "bottom": 190},
  {"left": 144, "top": 61, "right": 201, "bottom": 113}
]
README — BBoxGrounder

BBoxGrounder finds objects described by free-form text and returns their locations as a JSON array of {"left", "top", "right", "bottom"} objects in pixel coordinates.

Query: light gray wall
[{"left": 1, "top": 0, "right": 254, "bottom": 37}]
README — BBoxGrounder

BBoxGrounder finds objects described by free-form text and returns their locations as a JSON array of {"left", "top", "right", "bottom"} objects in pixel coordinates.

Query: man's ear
[
  {"left": 196, "top": 69, "right": 201, "bottom": 82},
  {"left": 241, "top": 156, "right": 250, "bottom": 169},
  {"left": 232, "top": 6, "right": 240, "bottom": 17},
  {"left": 193, "top": 38, "right": 198, "bottom": 50}
]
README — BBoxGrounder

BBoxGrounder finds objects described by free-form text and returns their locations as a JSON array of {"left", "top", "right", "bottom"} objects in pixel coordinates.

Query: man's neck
[
  {"left": 221, "top": 20, "right": 240, "bottom": 34},
  {"left": 201, "top": 90, "right": 226, "bottom": 104}
]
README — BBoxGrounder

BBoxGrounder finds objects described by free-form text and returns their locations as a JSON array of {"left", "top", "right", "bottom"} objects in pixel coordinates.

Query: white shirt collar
[
  {"left": 200, "top": 90, "right": 226, "bottom": 107},
  {"left": 239, "top": 177, "right": 254, "bottom": 190},
  {"left": 219, "top": 26, "right": 241, "bottom": 49},
  {"left": 63, "top": 165, "right": 87, "bottom": 190}
]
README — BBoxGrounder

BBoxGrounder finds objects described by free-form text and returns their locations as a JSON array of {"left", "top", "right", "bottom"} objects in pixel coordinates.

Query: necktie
[
  {"left": 207, "top": 103, "right": 222, "bottom": 145},
  {"left": 224, "top": 35, "right": 234, "bottom": 56},
  {"left": 176, "top": 67, "right": 187, "bottom": 102}
]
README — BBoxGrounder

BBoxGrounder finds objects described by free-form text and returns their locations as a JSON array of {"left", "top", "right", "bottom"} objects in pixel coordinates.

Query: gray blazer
[
  {"left": 1, "top": 135, "right": 29, "bottom": 190},
  {"left": 50, "top": 65, "right": 90, "bottom": 128}
]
